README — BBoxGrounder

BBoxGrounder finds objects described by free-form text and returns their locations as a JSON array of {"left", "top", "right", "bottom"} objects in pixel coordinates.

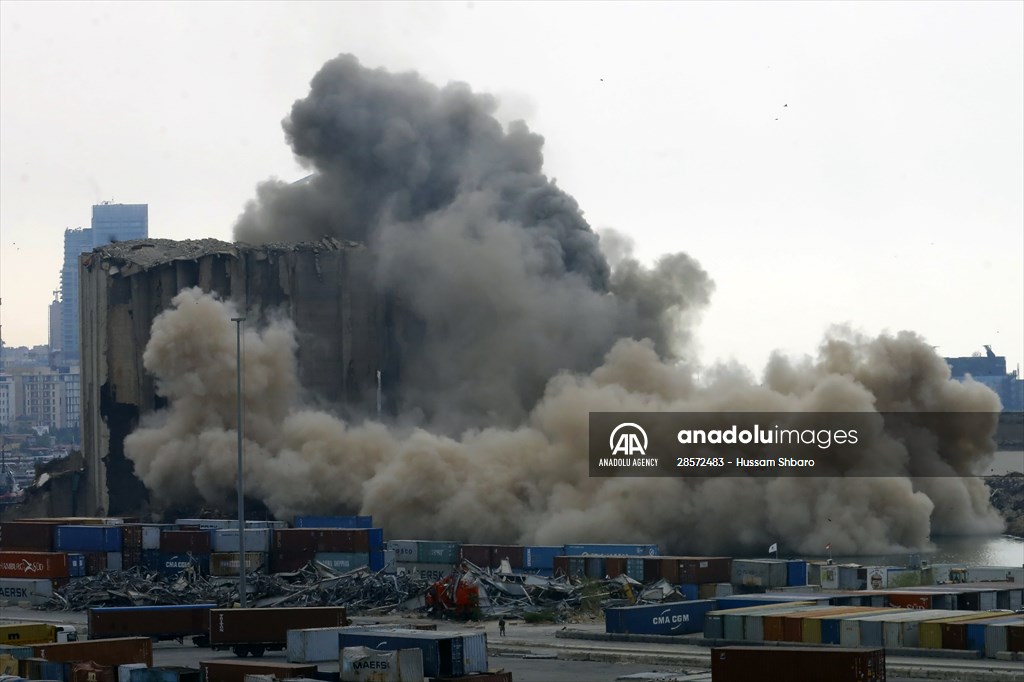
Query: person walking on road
[{"left": 498, "top": 617, "right": 506, "bottom": 636}]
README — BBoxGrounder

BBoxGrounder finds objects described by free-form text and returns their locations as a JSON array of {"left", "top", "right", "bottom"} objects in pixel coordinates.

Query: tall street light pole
[{"left": 231, "top": 316, "right": 248, "bottom": 608}]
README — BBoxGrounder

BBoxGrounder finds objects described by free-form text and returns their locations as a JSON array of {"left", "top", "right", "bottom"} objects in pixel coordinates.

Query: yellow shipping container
[{"left": 919, "top": 612, "right": 1005, "bottom": 649}]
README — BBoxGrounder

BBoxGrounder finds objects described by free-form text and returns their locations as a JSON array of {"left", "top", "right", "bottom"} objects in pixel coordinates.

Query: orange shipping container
[
  {"left": 0, "top": 551, "right": 69, "bottom": 579},
  {"left": 33, "top": 637, "right": 153, "bottom": 667}
]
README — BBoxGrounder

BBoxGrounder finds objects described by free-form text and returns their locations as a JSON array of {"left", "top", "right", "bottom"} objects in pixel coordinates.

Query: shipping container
[
  {"left": 0, "top": 578, "right": 54, "bottom": 606},
  {"left": 20, "top": 657, "right": 72, "bottom": 681},
  {"left": 212, "top": 530, "right": 271, "bottom": 554},
  {"left": 244, "top": 521, "right": 288, "bottom": 530},
  {"left": 160, "top": 531, "right": 213, "bottom": 554},
  {"left": 72, "top": 661, "right": 116, "bottom": 682},
  {"left": 313, "top": 553, "right": 369, "bottom": 573},
  {"left": 963, "top": 615, "right": 1022, "bottom": 653},
  {"left": 523, "top": 546, "right": 561, "bottom": 570},
  {"left": 711, "top": 646, "right": 886, "bottom": 682},
  {"left": 336, "top": 628, "right": 487, "bottom": 679},
  {"left": 118, "top": 663, "right": 147, "bottom": 682},
  {"left": 287, "top": 628, "right": 359, "bottom": 663},
  {"left": 269, "top": 551, "right": 316, "bottom": 573},
  {"left": 386, "top": 541, "right": 418, "bottom": 563},
  {"left": 120, "top": 526, "right": 143, "bottom": 550},
  {"left": 676, "top": 557, "right": 732, "bottom": 584},
  {"left": 703, "top": 602, "right": 817, "bottom": 640},
  {"left": 604, "top": 600, "right": 715, "bottom": 636},
  {"left": 1008, "top": 624, "right": 1024, "bottom": 653},
  {"left": 0, "top": 552, "right": 69, "bottom": 579},
  {"left": 54, "top": 525, "right": 122, "bottom": 552},
  {"left": 0, "top": 622, "right": 76, "bottom": 645},
  {"left": 106, "top": 552, "right": 123, "bottom": 571},
  {"left": 200, "top": 660, "right": 317, "bottom": 682},
  {"left": 394, "top": 563, "right": 453, "bottom": 583},
  {"left": 731, "top": 559, "right": 788, "bottom": 589},
  {"left": 67, "top": 554, "right": 85, "bottom": 578},
  {"left": 879, "top": 609, "right": 964, "bottom": 649},
  {"left": 33, "top": 637, "right": 153, "bottom": 667},
  {"left": 920, "top": 612, "right": 1005, "bottom": 649},
  {"left": 762, "top": 605, "right": 839, "bottom": 642},
  {"left": 209, "top": 607, "right": 349, "bottom": 657},
  {"left": 129, "top": 666, "right": 202, "bottom": 682},
  {"left": 0, "top": 653, "right": 18, "bottom": 675},
  {"left": 0, "top": 643, "right": 36, "bottom": 658},
  {"left": 84, "top": 551, "right": 108, "bottom": 575},
  {"left": 416, "top": 541, "right": 459, "bottom": 564},
  {"left": 625, "top": 558, "right": 645, "bottom": 580},
  {"left": 294, "top": 515, "right": 373, "bottom": 529},
  {"left": 210, "top": 553, "right": 266, "bottom": 577},
  {"left": 458, "top": 545, "right": 490, "bottom": 567},
  {"left": 490, "top": 545, "right": 524, "bottom": 569},
  {"left": 175, "top": 519, "right": 238, "bottom": 530},
  {"left": 339, "top": 646, "right": 423, "bottom": 682},
  {"left": 787, "top": 560, "right": 808, "bottom": 586},
  {"left": 563, "top": 544, "right": 658, "bottom": 556},
  {"left": 89, "top": 605, "right": 215, "bottom": 644},
  {"left": 369, "top": 550, "right": 390, "bottom": 573},
  {"left": 156, "top": 553, "right": 209, "bottom": 576},
  {"left": 0, "top": 522, "right": 57, "bottom": 551}
]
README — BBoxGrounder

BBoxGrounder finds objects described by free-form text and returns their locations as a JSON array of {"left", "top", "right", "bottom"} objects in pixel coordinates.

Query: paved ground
[{"left": 2, "top": 607, "right": 1021, "bottom": 681}]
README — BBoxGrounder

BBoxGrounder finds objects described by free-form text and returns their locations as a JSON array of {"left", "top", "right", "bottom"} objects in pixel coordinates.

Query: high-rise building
[{"left": 60, "top": 203, "right": 148, "bottom": 362}]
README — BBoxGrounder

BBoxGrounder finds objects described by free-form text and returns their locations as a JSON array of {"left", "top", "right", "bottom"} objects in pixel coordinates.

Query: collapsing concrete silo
[{"left": 79, "top": 237, "right": 397, "bottom": 516}]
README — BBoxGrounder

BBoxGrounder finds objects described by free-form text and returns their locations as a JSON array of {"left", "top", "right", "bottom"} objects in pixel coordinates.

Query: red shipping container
[
  {"left": 120, "top": 525, "right": 143, "bottom": 550},
  {"left": 711, "top": 646, "right": 885, "bottom": 682},
  {"left": 0, "top": 551, "right": 69, "bottom": 578},
  {"left": 0, "top": 522, "right": 58, "bottom": 551},
  {"left": 200, "top": 660, "right": 316, "bottom": 682},
  {"left": 84, "top": 552, "right": 107, "bottom": 575},
  {"left": 161, "top": 530, "right": 212, "bottom": 554},
  {"left": 605, "top": 557, "right": 626, "bottom": 577},
  {"left": 33, "top": 637, "right": 153, "bottom": 667},
  {"left": 272, "top": 529, "right": 319, "bottom": 552},
  {"left": 459, "top": 545, "right": 492, "bottom": 566},
  {"left": 122, "top": 547, "right": 143, "bottom": 569},
  {"left": 269, "top": 550, "right": 315, "bottom": 573},
  {"left": 491, "top": 545, "right": 524, "bottom": 569},
  {"left": 887, "top": 593, "right": 933, "bottom": 609},
  {"left": 314, "top": 529, "right": 367, "bottom": 553},
  {"left": 677, "top": 556, "right": 732, "bottom": 584}
]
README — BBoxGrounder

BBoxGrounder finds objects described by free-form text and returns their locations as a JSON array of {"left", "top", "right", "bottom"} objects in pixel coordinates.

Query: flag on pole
[
  {"left": 769, "top": 542, "right": 778, "bottom": 554},
  {"left": 825, "top": 543, "right": 832, "bottom": 551}
]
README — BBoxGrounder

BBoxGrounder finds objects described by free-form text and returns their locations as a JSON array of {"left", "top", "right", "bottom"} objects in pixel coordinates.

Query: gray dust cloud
[{"left": 125, "top": 55, "right": 1005, "bottom": 554}]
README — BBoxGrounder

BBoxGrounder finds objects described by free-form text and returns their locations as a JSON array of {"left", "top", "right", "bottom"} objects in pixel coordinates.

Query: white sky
[{"left": 1, "top": 1, "right": 1022, "bottom": 376}]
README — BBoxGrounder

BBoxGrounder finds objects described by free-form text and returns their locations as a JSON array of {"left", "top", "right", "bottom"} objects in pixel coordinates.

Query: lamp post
[{"left": 231, "top": 316, "right": 247, "bottom": 608}]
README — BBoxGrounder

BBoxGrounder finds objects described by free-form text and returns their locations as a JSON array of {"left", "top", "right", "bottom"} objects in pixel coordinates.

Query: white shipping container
[
  {"left": 314, "top": 553, "right": 370, "bottom": 572},
  {"left": 340, "top": 647, "right": 424, "bottom": 682},
  {"left": 212, "top": 528, "right": 271, "bottom": 553},
  {"left": 141, "top": 526, "right": 163, "bottom": 550},
  {"left": 0, "top": 578, "right": 54, "bottom": 605},
  {"left": 386, "top": 540, "right": 418, "bottom": 563},
  {"left": 107, "top": 552, "right": 123, "bottom": 571},
  {"left": 394, "top": 563, "right": 453, "bottom": 583},
  {"left": 288, "top": 627, "right": 358, "bottom": 663},
  {"left": 245, "top": 520, "right": 287, "bottom": 530},
  {"left": 118, "top": 664, "right": 147, "bottom": 682}
]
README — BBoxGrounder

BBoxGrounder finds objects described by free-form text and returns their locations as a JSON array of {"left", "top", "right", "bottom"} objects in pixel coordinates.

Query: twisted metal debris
[
  {"left": 36, "top": 562, "right": 429, "bottom": 613},
  {"left": 36, "top": 560, "right": 650, "bottom": 620}
]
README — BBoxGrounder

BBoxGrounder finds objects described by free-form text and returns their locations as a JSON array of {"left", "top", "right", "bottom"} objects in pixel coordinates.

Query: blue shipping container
[
  {"left": 787, "top": 560, "right": 808, "bottom": 586},
  {"left": 369, "top": 549, "right": 386, "bottom": 572},
  {"left": 367, "top": 528, "right": 384, "bottom": 549},
  {"left": 68, "top": 553, "right": 86, "bottom": 577},
  {"left": 54, "top": 525, "right": 122, "bottom": 552},
  {"left": 680, "top": 584, "right": 699, "bottom": 601},
  {"left": 337, "top": 629, "right": 487, "bottom": 678},
  {"left": 605, "top": 600, "right": 716, "bottom": 635},
  {"left": 0, "top": 644, "right": 34, "bottom": 659},
  {"left": 563, "top": 544, "right": 659, "bottom": 556},
  {"left": 157, "top": 553, "right": 210, "bottom": 575},
  {"left": 524, "top": 546, "right": 562, "bottom": 569},
  {"left": 141, "top": 549, "right": 162, "bottom": 570},
  {"left": 294, "top": 515, "right": 373, "bottom": 528}
]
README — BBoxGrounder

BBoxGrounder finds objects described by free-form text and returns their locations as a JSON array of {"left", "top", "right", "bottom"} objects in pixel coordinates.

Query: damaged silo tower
[{"left": 79, "top": 237, "right": 398, "bottom": 516}]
